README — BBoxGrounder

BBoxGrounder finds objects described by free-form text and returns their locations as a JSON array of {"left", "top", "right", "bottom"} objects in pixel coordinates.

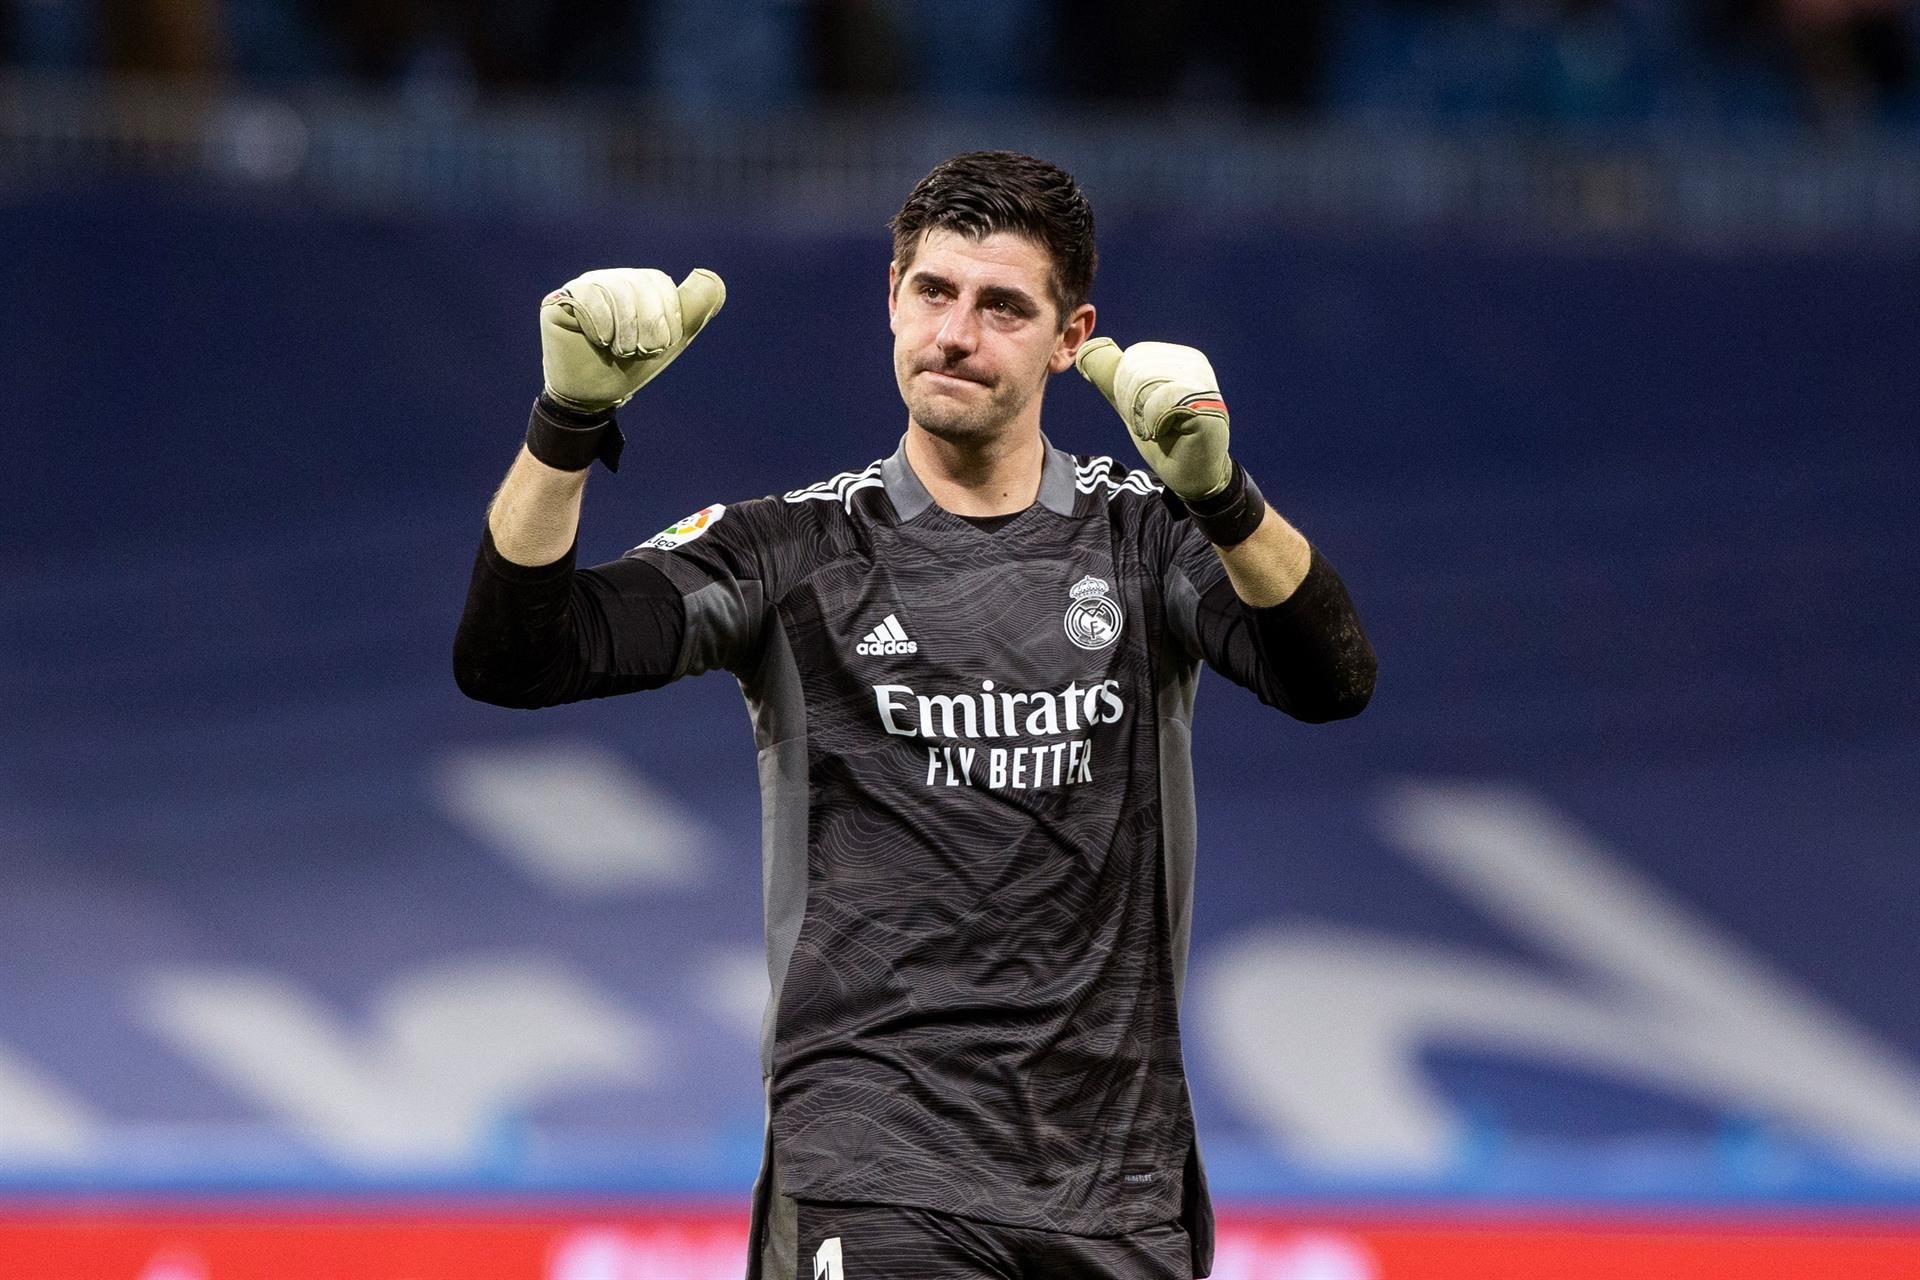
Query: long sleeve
[
  {"left": 452, "top": 526, "right": 686, "bottom": 709},
  {"left": 1189, "top": 545, "right": 1376, "bottom": 722}
]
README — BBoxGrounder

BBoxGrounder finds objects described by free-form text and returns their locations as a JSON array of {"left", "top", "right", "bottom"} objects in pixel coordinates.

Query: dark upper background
[{"left": 4, "top": 0, "right": 1918, "bottom": 129}]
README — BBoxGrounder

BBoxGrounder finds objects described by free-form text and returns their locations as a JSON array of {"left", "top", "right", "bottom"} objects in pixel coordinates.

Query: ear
[
  {"left": 1049, "top": 302, "right": 1097, "bottom": 374},
  {"left": 887, "top": 260, "right": 900, "bottom": 334}
]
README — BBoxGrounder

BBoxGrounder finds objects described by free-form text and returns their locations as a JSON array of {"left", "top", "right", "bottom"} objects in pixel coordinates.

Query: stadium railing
[{"left": 3, "top": 72, "right": 1918, "bottom": 246}]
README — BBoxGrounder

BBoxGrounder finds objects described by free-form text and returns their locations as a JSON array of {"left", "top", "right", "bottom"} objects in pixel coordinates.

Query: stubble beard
[{"left": 900, "top": 364, "right": 1040, "bottom": 448}]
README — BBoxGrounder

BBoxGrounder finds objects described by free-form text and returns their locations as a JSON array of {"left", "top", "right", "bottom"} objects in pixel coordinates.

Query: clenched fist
[
  {"left": 1075, "top": 337, "right": 1233, "bottom": 501},
  {"left": 540, "top": 267, "right": 727, "bottom": 412}
]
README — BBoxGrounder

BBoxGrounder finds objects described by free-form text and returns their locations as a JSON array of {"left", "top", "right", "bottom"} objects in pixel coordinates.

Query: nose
[{"left": 936, "top": 300, "right": 979, "bottom": 360}]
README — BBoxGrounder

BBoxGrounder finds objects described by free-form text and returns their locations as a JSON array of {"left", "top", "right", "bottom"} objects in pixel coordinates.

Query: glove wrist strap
[
  {"left": 1179, "top": 460, "right": 1266, "bottom": 547},
  {"left": 525, "top": 392, "right": 625, "bottom": 473}
]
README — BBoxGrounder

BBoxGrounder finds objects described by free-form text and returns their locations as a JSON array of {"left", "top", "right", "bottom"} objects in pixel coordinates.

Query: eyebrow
[{"left": 977, "top": 284, "right": 1039, "bottom": 315}]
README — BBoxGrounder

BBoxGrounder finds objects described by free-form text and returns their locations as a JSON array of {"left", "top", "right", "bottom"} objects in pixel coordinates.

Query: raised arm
[
  {"left": 453, "top": 268, "right": 726, "bottom": 708},
  {"left": 490, "top": 267, "right": 726, "bottom": 567},
  {"left": 1076, "top": 336, "right": 1375, "bottom": 721}
]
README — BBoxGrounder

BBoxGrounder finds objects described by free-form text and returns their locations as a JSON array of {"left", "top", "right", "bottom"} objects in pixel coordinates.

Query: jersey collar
[{"left": 881, "top": 434, "right": 1081, "bottom": 523}]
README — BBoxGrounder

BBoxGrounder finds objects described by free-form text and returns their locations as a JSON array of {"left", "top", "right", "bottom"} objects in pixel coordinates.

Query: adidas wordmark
[{"left": 855, "top": 614, "right": 918, "bottom": 657}]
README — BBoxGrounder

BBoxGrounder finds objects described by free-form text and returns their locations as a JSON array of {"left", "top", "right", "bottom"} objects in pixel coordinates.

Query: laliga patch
[
  {"left": 639, "top": 503, "right": 725, "bottom": 551},
  {"left": 1064, "top": 574, "right": 1123, "bottom": 650}
]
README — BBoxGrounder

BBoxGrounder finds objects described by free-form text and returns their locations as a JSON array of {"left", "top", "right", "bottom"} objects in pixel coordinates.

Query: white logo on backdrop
[
  {"left": 140, "top": 956, "right": 657, "bottom": 1165},
  {"left": 0, "top": 1045, "right": 99, "bottom": 1162},
  {"left": 1199, "top": 781, "right": 1920, "bottom": 1173}
]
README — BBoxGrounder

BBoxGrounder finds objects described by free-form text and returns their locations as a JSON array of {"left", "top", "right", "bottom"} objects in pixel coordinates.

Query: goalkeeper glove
[
  {"left": 1074, "top": 337, "right": 1233, "bottom": 501},
  {"left": 540, "top": 267, "right": 727, "bottom": 413}
]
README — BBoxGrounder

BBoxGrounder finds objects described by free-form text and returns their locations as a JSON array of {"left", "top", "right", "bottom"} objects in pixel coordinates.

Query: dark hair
[{"left": 890, "top": 150, "right": 1097, "bottom": 324}]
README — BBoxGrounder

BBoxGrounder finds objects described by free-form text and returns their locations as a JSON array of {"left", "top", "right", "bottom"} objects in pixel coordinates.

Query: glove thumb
[
  {"left": 1074, "top": 337, "right": 1122, "bottom": 411},
  {"left": 677, "top": 268, "right": 727, "bottom": 343}
]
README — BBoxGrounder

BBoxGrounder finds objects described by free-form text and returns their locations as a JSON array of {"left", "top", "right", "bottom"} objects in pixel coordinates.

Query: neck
[{"left": 904, "top": 422, "right": 1045, "bottom": 517}]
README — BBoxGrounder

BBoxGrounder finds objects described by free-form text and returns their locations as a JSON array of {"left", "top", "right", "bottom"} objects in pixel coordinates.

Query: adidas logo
[{"left": 856, "top": 614, "right": 918, "bottom": 657}]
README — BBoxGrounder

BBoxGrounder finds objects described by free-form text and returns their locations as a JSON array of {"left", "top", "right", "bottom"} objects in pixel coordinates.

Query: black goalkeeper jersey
[{"left": 455, "top": 435, "right": 1374, "bottom": 1279}]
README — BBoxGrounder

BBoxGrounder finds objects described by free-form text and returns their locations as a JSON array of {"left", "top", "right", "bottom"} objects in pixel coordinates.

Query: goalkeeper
[{"left": 455, "top": 150, "right": 1375, "bottom": 1280}]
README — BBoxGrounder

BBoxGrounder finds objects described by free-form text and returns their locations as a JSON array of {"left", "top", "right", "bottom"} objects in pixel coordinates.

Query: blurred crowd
[{"left": 1, "top": 0, "right": 1913, "bottom": 128}]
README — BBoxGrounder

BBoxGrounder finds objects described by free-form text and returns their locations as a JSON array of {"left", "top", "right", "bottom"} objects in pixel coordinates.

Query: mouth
[{"left": 921, "top": 368, "right": 989, "bottom": 389}]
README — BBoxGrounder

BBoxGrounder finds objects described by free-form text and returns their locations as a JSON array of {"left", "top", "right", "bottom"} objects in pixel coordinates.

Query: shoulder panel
[
  {"left": 783, "top": 459, "right": 886, "bottom": 514},
  {"left": 1073, "top": 453, "right": 1164, "bottom": 503}
]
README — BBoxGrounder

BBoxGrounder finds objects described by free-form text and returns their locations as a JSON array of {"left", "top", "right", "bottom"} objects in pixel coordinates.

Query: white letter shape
[
  {"left": 1200, "top": 781, "right": 1920, "bottom": 1173},
  {"left": 140, "top": 954, "right": 656, "bottom": 1167}
]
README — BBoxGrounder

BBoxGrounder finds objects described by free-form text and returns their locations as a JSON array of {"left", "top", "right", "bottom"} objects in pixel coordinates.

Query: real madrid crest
[{"left": 1064, "top": 574, "right": 1123, "bottom": 651}]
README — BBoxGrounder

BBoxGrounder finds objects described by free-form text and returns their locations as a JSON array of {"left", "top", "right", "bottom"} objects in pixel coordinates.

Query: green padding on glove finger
[
  {"left": 540, "top": 267, "right": 727, "bottom": 412},
  {"left": 1075, "top": 336, "right": 1125, "bottom": 407},
  {"left": 1074, "top": 336, "right": 1233, "bottom": 500}
]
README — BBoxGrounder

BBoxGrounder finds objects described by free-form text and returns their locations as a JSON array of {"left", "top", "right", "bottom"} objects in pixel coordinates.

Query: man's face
[{"left": 888, "top": 229, "right": 1094, "bottom": 447}]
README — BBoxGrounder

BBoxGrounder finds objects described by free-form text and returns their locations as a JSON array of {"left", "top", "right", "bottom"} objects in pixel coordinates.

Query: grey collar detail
[
  {"left": 880, "top": 437, "right": 937, "bottom": 522},
  {"left": 1035, "top": 436, "right": 1080, "bottom": 516},
  {"left": 880, "top": 433, "right": 1082, "bottom": 523}
]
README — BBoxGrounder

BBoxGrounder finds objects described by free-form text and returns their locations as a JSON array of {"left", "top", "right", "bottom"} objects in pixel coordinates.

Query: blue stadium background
[{"left": 5, "top": 165, "right": 1917, "bottom": 1215}]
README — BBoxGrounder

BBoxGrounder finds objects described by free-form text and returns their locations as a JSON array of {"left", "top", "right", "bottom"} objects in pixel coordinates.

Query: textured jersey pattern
[{"left": 625, "top": 441, "right": 1230, "bottom": 1243}]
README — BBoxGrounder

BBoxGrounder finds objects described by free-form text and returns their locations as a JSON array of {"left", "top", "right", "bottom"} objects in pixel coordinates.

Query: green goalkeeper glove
[
  {"left": 540, "top": 267, "right": 727, "bottom": 413},
  {"left": 1074, "top": 337, "right": 1233, "bottom": 500}
]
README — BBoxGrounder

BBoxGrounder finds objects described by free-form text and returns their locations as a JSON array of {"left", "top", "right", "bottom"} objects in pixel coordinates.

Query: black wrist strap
[
  {"left": 525, "top": 392, "right": 625, "bottom": 473},
  {"left": 1171, "top": 460, "right": 1267, "bottom": 547}
]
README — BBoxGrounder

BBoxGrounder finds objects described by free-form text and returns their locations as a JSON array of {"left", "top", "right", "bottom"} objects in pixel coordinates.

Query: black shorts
[{"left": 788, "top": 1199, "right": 1192, "bottom": 1280}]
